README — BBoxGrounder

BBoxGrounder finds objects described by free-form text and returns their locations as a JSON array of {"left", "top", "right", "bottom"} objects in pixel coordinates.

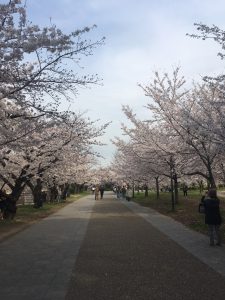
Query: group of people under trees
[
  {"left": 92, "top": 185, "right": 105, "bottom": 200},
  {"left": 113, "top": 185, "right": 132, "bottom": 202}
]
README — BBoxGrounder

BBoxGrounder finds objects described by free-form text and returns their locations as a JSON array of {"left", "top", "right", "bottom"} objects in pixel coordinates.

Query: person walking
[
  {"left": 126, "top": 186, "right": 132, "bottom": 202},
  {"left": 121, "top": 186, "right": 126, "bottom": 199},
  {"left": 95, "top": 185, "right": 100, "bottom": 200},
  {"left": 116, "top": 186, "right": 121, "bottom": 199},
  {"left": 203, "top": 189, "right": 222, "bottom": 246},
  {"left": 183, "top": 184, "right": 188, "bottom": 199},
  {"left": 99, "top": 185, "right": 105, "bottom": 199}
]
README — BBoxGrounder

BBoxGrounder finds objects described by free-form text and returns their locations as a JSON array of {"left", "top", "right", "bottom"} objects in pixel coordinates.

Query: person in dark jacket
[
  {"left": 121, "top": 186, "right": 126, "bottom": 199},
  {"left": 99, "top": 185, "right": 105, "bottom": 199},
  {"left": 182, "top": 184, "right": 188, "bottom": 199},
  {"left": 203, "top": 189, "right": 222, "bottom": 246}
]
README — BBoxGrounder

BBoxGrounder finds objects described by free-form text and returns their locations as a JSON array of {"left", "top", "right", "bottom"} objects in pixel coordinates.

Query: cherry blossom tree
[
  {"left": 112, "top": 68, "right": 225, "bottom": 209},
  {"left": 0, "top": 0, "right": 104, "bottom": 114},
  {"left": 139, "top": 68, "right": 224, "bottom": 188},
  {"left": 0, "top": 0, "right": 105, "bottom": 159},
  {"left": 0, "top": 110, "right": 108, "bottom": 217},
  {"left": 42, "top": 152, "right": 96, "bottom": 201},
  {"left": 119, "top": 105, "right": 186, "bottom": 201},
  {"left": 112, "top": 24, "right": 225, "bottom": 197},
  {"left": 0, "top": 1, "right": 108, "bottom": 218}
]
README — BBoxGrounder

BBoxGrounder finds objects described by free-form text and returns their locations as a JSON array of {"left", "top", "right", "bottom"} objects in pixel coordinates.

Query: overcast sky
[{"left": 25, "top": 0, "right": 225, "bottom": 165}]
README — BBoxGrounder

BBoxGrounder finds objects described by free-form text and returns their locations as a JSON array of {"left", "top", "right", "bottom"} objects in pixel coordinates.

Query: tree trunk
[
  {"left": 137, "top": 186, "right": 140, "bottom": 194},
  {"left": 2, "top": 183, "right": 26, "bottom": 219},
  {"left": 132, "top": 181, "right": 135, "bottom": 198},
  {"left": 61, "top": 183, "right": 69, "bottom": 200},
  {"left": 170, "top": 168, "right": 175, "bottom": 211},
  {"left": 208, "top": 169, "right": 216, "bottom": 188},
  {"left": 49, "top": 185, "right": 58, "bottom": 202},
  {"left": 155, "top": 177, "right": 159, "bottom": 200},
  {"left": 27, "top": 179, "right": 44, "bottom": 208},
  {"left": 169, "top": 156, "right": 175, "bottom": 211},
  {"left": 206, "top": 159, "right": 216, "bottom": 188},
  {"left": 33, "top": 179, "right": 43, "bottom": 208},
  {"left": 198, "top": 180, "right": 204, "bottom": 194},
  {"left": 75, "top": 183, "right": 79, "bottom": 194},
  {"left": 174, "top": 173, "right": 179, "bottom": 204},
  {"left": 0, "top": 167, "right": 32, "bottom": 219},
  {"left": 144, "top": 185, "right": 148, "bottom": 197}
]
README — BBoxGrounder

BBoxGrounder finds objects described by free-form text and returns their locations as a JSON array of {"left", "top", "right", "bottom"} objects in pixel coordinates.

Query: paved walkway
[
  {"left": 0, "top": 195, "right": 95, "bottom": 300},
  {"left": 1, "top": 192, "right": 225, "bottom": 299}
]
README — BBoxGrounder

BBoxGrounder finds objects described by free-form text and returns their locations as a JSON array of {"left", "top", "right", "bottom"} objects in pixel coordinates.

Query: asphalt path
[
  {"left": 1, "top": 192, "right": 225, "bottom": 299},
  {"left": 66, "top": 193, "right": 225, "bottom": 300},
  {"left": 0, "top": 195, "right": 94, "bottom": 300}
]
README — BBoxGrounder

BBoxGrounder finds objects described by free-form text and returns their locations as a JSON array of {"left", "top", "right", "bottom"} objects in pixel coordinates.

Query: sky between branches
[{"left": 22, "top": 0, "right": 225, "bottom": 165}]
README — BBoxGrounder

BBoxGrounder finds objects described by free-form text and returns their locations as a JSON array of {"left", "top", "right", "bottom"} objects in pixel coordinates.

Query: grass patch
[
  {"left": 0, "top": 191, "right": 89, "bottom": 241},
  {"left": 132, "top": 190, "right": 225, "bottom": 242}
]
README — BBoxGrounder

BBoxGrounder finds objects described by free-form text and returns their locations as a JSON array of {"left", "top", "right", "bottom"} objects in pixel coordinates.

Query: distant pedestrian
[
  {"left": 183, "top": 184, "right": 188, "bottom": 199},
  {"left": 121, "top": 186, "right": 126, "bottom": 199},
  {"left": 203, "top": 189, "right": 222, "bottom": 246},
  {"left": 126, "top": 186, "right": 132, "bottom": 202},
  {"left": 116, "top": 186, "right": 121, "bottom": 199},
  {"left": 95, "top": 185, "right": 100, "bottom": 200},
  {"left": 99, "top": 185, "right": 105, "bottom": 199}
]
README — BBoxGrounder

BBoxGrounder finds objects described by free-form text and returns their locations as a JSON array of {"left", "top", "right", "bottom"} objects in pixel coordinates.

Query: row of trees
[
  {"left": 111, "top": 23, "right": 225, "bottom": 205},
  {"left": 0, "top": 0, "right": 108, "bottom": 218}
]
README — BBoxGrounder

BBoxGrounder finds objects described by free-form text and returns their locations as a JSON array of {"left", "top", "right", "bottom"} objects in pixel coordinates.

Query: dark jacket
[{"left": 204, "top": 197, "right": 222, "bottom": 225}]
